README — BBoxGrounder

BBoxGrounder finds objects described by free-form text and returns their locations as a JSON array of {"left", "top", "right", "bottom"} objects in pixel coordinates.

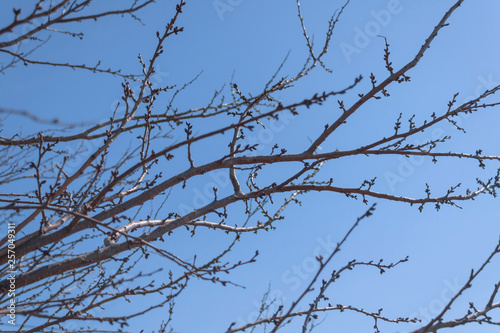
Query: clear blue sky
[{"left": 1, "top": 1, "right": 500, "bottom": 332}]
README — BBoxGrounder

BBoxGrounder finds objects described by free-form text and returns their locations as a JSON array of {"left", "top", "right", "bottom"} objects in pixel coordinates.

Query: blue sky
[{"left": 1, "top": 1, "right": 500, "bottom": 332}]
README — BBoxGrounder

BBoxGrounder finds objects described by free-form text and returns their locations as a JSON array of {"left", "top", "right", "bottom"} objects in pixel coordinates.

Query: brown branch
[
  {"left": 306, "top": 0, "right": 466, "bottom": 154},
  {"left": 410, "top": 236, "right": 500, "bottom": 333},
  {"left": 0, "top": 49, "right": 141, "bottom": 80},
  {"left": 0, "top": 0, "right": 154, "bottom": 48}
]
